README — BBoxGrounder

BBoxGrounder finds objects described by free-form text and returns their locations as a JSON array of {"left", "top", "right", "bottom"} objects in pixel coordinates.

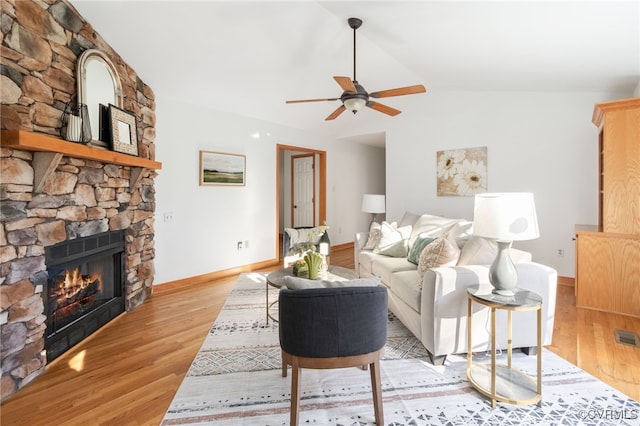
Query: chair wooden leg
[
  {"left": 290, "top": 365, "right": 301, "bottom": 426},
  {"left": 370, "top": 360, "right": 384, "bottom": 426},
  {"left": 282, "top": 350, "right": 287, "bottom": 377}
]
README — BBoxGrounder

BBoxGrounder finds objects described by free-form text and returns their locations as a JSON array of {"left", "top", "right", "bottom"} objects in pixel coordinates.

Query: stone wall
[{"left": 1, "top": 0, "right": 158, "bottom": 401}]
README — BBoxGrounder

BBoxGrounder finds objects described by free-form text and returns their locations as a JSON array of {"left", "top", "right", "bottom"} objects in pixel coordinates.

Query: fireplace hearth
[{"left": 44, "top": 231, "right": 125, "bottom": 361}]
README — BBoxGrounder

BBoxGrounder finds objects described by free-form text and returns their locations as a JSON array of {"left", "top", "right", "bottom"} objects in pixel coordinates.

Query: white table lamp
[
  {"left": 362, "top": 194, "right": 385, "bottom": 227},
  {"left": 473, "top": 192, "right": 540, "bottom": 296}
]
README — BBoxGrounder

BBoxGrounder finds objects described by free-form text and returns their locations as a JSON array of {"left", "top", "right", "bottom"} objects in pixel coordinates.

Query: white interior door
[{"left": 292, "top": 155, "right": 315, "bottom": 227}]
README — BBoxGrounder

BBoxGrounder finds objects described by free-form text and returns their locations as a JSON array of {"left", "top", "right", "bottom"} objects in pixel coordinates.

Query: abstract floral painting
[{"left": 437, "top": 146, "right": 487, "bottom": 196}]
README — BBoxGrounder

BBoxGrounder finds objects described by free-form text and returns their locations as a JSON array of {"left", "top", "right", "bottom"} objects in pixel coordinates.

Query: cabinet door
[
  {"left": 576, "top": 233, "right": 640, "bottom": 317},
  {"left": 576, "top": 234, "right": 615, "bottom": 312},
  {"left": 601, "top": 105, "right": 640, "bottom": 234},
  {"left": 617, "top": 238, "right": 640, "bottom": 317}
]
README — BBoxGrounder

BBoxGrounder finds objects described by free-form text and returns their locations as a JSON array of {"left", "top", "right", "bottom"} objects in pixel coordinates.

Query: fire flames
[
  {"left": 50, "top": 268, "right": 103, "bottom": 327},
  {"left": 59, "top": 268, "right": 102, "bottom": 299}
]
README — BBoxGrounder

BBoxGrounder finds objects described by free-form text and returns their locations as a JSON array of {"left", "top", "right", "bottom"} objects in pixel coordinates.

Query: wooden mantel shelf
[
  {"left": 1, "top": 130, "right": 162, "bottom": 193},
  {"left": 1, "top": 130, "right": 162, "bottom": 169}
]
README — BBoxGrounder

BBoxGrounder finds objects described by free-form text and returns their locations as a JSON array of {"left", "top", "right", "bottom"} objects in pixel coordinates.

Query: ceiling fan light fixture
[{"left": 343, "top": 97, "right": 367, "bottom": 114}]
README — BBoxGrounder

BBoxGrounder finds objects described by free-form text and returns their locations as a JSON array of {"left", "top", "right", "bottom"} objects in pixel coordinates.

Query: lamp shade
[
  {"left": 473, "top": 192, "right": 540, "bottom": 241},
  {"left": 361, "top": 194, "right": 386, "bottom": 214}
]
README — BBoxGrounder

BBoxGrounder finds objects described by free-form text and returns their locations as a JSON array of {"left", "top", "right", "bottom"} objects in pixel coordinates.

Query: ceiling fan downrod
[{"left": 349, "top": 17, "right": 362, "bottom": 84}]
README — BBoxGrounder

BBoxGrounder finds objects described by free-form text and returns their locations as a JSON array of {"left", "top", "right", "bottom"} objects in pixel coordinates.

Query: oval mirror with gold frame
[{"left": 77, "top": 49, "right": 123, "bottom": 147}]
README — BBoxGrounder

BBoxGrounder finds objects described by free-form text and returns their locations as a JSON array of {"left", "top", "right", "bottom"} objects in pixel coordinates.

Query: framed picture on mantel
[
  {"left": 199, "top": 150, "right": 246, "bottom": 186},
  {"left": 108, "top": 104, "right": 139, "bottom": 156}
]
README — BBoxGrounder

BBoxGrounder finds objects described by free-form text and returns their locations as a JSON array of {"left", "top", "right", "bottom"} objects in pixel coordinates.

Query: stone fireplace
[{"left": 1, "top": 0, "right": 160, "bottom": 401}]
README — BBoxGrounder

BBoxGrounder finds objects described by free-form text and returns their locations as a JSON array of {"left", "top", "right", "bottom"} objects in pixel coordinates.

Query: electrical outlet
[
  {"left": 237, "top": 241, "right": 243, "bottom": 250},
  {"left": 557, "top": 248, "right": 564, "bottom": 257},
  {"left": 164, "top": 212, "right": 174, "bottom": 222}
]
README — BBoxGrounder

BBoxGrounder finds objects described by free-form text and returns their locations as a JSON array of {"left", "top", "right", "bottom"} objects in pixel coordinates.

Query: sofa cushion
[
  {"left": 371, "top": 255, "right": 417, "bottom": 284},
  {"left": 374, "top": 221, "right": 411, "bottom": 257},
  {"left": 388, "top": 271, "right": 422, "bottom": 313},
  {"left": 408, "top": 214, "right": 459, "bottom": 249},
  {"left": 417, "top": 236, "right": 460, "bottom": 288},
  {"left": 407, "top": 234, "right": 436, "bottom": 264}
]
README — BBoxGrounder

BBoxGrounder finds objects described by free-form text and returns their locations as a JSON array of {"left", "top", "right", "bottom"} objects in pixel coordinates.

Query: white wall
[
  {"left": 153, "top": 96, "right": 385, "bottom": 284},
  {"left": 154, "top": 89, "right": 631, "bottom": 283},
  {"left": 383, "top": 90, "right": 628, "bottom": 277}
]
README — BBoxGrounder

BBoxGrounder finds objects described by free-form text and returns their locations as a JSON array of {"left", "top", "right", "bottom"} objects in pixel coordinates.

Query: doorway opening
[{"left": 276, "top": 144, "right": 326, "bottom": 262}]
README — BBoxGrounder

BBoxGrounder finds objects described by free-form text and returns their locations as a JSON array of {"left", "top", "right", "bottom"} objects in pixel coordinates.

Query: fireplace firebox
[{"left": 44, "top": 230, "right": 125, "bottom": 361}]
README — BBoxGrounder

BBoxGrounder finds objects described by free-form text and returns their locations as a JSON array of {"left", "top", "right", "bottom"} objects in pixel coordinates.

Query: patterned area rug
[{"left": 162, "top": 272, "right": 640, "bottom": 425}]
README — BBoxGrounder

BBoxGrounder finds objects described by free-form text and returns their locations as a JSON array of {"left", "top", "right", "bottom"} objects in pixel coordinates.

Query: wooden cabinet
[{"left": 575, "top": 98, "right": 640, "bottom": 318}]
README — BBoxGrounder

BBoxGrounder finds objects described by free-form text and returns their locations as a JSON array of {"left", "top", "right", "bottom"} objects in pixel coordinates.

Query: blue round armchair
[{"left": 278, "top": 285, "right": 388, "bottom": 425}]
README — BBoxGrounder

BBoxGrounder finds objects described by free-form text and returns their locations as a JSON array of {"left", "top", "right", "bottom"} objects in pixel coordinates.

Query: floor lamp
[
  {"left": 362, "top": 194, "right": 386, "bottom": 228},
  {"left": 472, "top": 192, "right": 540, "bottom": 296}
]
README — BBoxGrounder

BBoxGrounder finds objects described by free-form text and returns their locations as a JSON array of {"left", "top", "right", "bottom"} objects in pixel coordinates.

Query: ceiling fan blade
[
  {"left": 369, "top": 84, "right": 426, "bottom": 99},
  {"left": 286, "top": 97, "right": 339, "bottom": 104},
  {"left": 367, "top": 101, "right": 401, "bottom": 117},
  {"left": 334, "top": 76, "right": 357, "bottom": 93},
  {"left": 325, "top": 105, "right": 346, "bottom": 121}
]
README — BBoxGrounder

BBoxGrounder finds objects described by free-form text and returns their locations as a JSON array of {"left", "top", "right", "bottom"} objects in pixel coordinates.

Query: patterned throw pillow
[
  {"left": 362, "top": 222, "right": 381, "bottom": 250},
  {"left": 407, "top": 234, "right": 435, "bottom": 264},
  {"left": 416, "top": 235, "right": 461, "bottom": 288}
]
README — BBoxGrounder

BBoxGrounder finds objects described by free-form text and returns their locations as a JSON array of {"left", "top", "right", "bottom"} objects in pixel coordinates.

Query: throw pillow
[
  {"left": 408, "top": 214, "right": 459, "bottom": 249},
  {"left": 407, "top": 234, "right": 435, "bottom": 264},
  {"left": 449, "top": 220, "right": 474, "bottom": 248},
  {"left": 285, "top": 226, "right": 327, "bottom": 247},
  {"left": 456, "top": 236, "right": 498, "bottom": 265},
  {"left": 416, "top": 235, "right": 461, "bottom": 288},
  {"left": 284, "top": 228, "right": 303, "bottom": 246},
  {"left": 362, "top": 222, "right": 381, "bottom": 250},
  {"left": 282, "top": 275, "right": 381, "bottom": 290},
  {"left": 374, "top": 221, "right": 411, "bottom": 257},
  {"left": 376, "top": 240, "right": 408, "bottom": 257}
]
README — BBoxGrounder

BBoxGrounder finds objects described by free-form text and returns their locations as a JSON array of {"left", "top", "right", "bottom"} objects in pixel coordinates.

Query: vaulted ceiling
[{"left": 72, "top": 1, "right": 639, "bottom": 143}]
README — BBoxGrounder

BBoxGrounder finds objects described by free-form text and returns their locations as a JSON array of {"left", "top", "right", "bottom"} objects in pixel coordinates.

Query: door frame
[{"left": 276, "top": 144, "right": 326, "bottom": 260}]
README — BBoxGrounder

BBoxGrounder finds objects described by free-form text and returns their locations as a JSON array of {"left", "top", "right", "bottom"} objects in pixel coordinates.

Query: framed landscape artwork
[
  {"left": 436, "top": 146, "right": 487, "bottom": 196},
  {"left": 199, "top": 150, "right": 246, "bottom": 186}
]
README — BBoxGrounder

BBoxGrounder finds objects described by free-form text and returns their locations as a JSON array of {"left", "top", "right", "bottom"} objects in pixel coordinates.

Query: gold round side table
[{"left": 466, "top": 284, "right": 543, "bottom": 409}]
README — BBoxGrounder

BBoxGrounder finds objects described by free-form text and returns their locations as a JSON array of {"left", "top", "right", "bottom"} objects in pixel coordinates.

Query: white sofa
[{"left": 355, "top": 212, "right": 558, "bottom": 364}]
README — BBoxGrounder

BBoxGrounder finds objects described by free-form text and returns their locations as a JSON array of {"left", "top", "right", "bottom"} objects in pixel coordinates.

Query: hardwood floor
[{"left": 1, "top": 245, "right": 638, "bottom": 425}]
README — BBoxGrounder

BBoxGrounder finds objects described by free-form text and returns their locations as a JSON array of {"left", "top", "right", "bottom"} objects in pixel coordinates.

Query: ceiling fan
[{"left": 286, "top": 17, "right": 426, "bottom": 121}]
